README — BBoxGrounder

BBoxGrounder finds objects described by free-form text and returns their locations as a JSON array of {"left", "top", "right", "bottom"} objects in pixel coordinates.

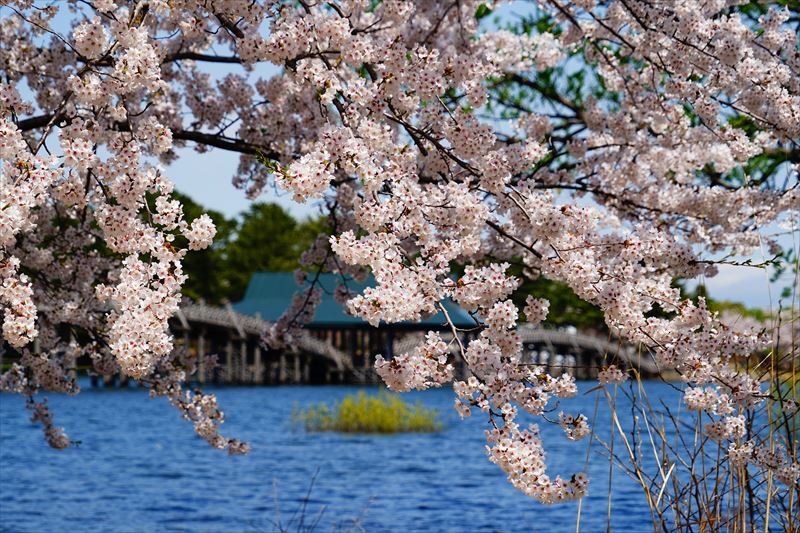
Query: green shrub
[{"left": 293, "top": 390, "right": 442, "bottom": 434}]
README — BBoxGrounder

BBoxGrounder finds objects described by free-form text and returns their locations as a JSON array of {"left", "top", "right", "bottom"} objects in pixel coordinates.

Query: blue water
[{"left": 0, "top": 381, "right": 681, "bottom": 532}]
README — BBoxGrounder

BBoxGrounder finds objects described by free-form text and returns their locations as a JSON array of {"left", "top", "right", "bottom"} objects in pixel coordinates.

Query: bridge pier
[
  {"left": 279, "top": 354, "right": 287, "bottom": 383},
  {"left": 254, "top": 345, "right": 263, "bottom": 384},
  {"left": 574, "top": 350, "right": 588, "bottom": 380},
  {"left": 564, "top": 354, "right": 576, "bottom": 377}
]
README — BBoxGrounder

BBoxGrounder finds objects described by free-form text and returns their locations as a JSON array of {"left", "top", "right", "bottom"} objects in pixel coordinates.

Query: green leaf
[{"left": 475, "top": 3, "right": 492, "bottom": 20}]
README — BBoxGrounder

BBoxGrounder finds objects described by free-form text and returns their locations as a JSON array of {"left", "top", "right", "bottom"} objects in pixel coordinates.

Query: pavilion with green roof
[
  {"left": 233, "top": 272, "right": 474, "bottom": 328},
  {"left": 166, "top": 273, "right": 654, "bottom": 386},
  {"left": 232, "top": 272, "right": 475, "bottom": 374}
]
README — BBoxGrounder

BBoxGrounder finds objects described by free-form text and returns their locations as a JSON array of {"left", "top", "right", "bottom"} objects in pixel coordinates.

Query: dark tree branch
[
  {"left": 487, "top": 219, "right": 544, "bottom": 259},
  {"left": 164, "top": 52, "right": 243, "bottom": 64},
  {"left": 172, "top": 130, "right": 277, "bottom": 157},
  {"left": 214, "top": 13, "right": 244, "bottom": 38},
  {"left": 15, "top": 113, "right": 64, "bottom": 132},
  {"left": 503, "top": 73, "right": 583, "bottom": 116},
  {"left": 13, "top": 113, "right": 279, "bottom": 158}
]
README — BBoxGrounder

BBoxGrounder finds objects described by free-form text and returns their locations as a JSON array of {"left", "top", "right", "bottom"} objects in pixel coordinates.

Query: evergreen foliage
[{"left": 176, "top": 194, "right": 327, "bottom": 304}]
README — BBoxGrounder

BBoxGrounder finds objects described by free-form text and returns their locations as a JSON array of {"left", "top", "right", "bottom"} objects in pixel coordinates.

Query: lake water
[{"left": 0, "top": 380, "right": 682, "bottom": 532}]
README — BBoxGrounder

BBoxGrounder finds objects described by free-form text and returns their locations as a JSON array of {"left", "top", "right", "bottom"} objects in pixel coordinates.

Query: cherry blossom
[
  {"left": 1, "top": 0, "right": 798, "bottom": 504},
  {"left": 375, "top": 331, "right": 453, "bottom": 392},
  {"left": 597, "top": 365, "right": 629, "bottom": 386},
  {"left": 559, "top": 412, "right": 591, "bottom": 442}
]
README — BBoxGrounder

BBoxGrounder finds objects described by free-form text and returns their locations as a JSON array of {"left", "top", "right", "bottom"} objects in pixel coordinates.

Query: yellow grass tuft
[{"left": 293, "top": 390, "right": 442, "bottom": 434}]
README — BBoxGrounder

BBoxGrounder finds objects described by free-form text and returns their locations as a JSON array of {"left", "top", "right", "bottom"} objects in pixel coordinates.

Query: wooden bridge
[
  {"left": 163, "top": 301, "right": 660, "bottom": 386},
  {"left": 171, "top": 301, "right": 353, "bottom": 385},
  {"left": 517, "top": 327, "right": 660, "bottom": 378},
  {"left": 391, "top": 325, "right": 660, "bottom": 382},
  {"left": 76, "top": 272, "right": 662, "bottom": 387}
]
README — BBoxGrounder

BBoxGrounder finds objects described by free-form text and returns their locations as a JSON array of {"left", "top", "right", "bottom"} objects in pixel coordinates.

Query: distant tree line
[
  {"left": 175, "top": 192, "right": 326, "bottom": 305},
  {"left": 178, "top": 192, "right": 766, "bottom": 332}
]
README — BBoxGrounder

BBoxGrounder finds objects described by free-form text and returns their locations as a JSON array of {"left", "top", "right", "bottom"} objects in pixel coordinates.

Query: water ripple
[{"left": 1, "top": 382, "right": 680, "bottom": 532}]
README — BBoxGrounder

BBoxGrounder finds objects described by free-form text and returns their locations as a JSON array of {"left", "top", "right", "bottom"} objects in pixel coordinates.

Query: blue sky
[{"left": 167, "top": 146, "right": 319, "bottom": 220}]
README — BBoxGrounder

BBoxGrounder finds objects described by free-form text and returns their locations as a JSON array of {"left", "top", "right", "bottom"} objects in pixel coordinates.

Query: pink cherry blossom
[{"left": 1, "top": 0, "right": 798, "bottom": 504}]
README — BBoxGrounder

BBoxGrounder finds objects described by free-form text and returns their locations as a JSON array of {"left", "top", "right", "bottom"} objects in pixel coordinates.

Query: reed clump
[{"left": 293, "top": 390, "right": 442, "bottom": 434}]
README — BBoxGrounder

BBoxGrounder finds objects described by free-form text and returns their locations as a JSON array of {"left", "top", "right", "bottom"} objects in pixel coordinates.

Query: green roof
[{"left": 232, "top": 272, "right": 475, "bottom": 329}]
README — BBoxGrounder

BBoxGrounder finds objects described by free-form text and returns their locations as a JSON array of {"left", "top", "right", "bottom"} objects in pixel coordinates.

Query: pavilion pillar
[
  {"left": 279, "top": 354, "right": 287, "bottom": 383},
  {"left": 349, "top": 329, "right": 357, "bottom": 366},
  {"left": 226, "top": 337, "right": 234, "bottom": 383},
  {"left": 303, "top": 357, "right": 310, "bottom": 383},
  {"left": 240, "top": 340, "right": 247, "bottom": 383},
  {"left": 385, "top": 330, "right": 395, "bottom": 359},
  {"left": 197, "top": 329, "right": 206, "bottom": 384},
  {"left": 294, "top": 354, "right": 301, "bottom": 383},
  {"left": 254, "top": 344, "right": 262, "bottom": 384},
  {"left": 362, "top": 330, "right": 369, "bottom": 370},
  {"left": 182, "top": 328, "right": 192, "bottom": 381}
]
